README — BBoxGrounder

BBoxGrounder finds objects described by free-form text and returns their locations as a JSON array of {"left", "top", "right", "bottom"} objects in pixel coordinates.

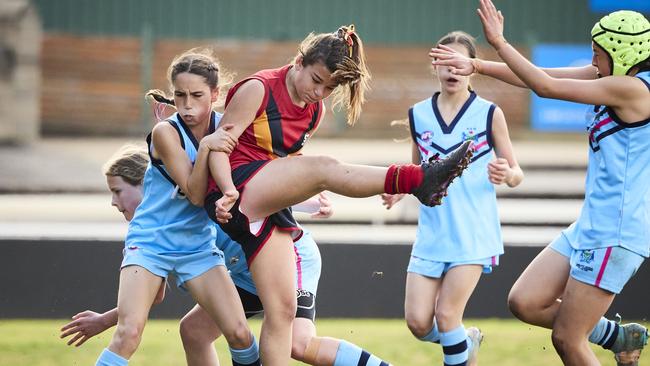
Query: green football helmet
[{"left": 591, "top": 10, "right": 650, "bottom": 76}]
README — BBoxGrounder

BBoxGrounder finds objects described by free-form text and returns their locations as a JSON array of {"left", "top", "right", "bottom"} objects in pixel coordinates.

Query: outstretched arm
[
  {"left": 60, "top": 309, "right": 117, "bottom": 347},
  {"left": 476, "top": 0, "right": 644, "bottom": 108},
  {"left": 430, "top": 44, "right": 598, "bottom": 88},
  {"left": 59, "top": 281, "right": 165, "bottom": 347}
]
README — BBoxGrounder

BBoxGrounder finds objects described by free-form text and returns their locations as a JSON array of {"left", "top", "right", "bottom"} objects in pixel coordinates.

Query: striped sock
[
  {"left": 419, "top": 320, "right": 440, "bottom": 344},
  {"left": 230, "top": 334, "right": 261, "bottom": 366},
  {"left": 95, "top": 348, "right": 128, "bottom": 366},
  {"left": 589, "top": 317, "right": 620, "bottom": 350},
  {"left": 440, "top": 326, "right": 468, "bottom": 366},
  {"left": 334, "top": 340, "right": 390, "bottom": 366}
]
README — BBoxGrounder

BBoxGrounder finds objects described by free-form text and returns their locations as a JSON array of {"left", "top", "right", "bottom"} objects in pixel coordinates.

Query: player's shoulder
[{"left": 472, "top": 92, "right": 497, "bottom": 108}]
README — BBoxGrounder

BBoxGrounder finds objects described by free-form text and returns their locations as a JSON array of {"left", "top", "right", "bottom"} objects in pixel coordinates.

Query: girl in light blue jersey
[
  {"left": 384, "top": 30, "right": 523, "bottom": 366},
  {"left": 60, "top": 145, "right": 166, "bottom": 347},
  {"left": 94, "top": 48, "right": 261, "bottom": 366},
  {"left": 431, "top": 1, "right": 650, "bottom": 365}
]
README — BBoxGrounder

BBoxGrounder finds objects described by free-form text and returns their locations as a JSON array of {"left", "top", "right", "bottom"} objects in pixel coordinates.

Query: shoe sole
[
  {"left": 424, "top": 141, "right": 474, "bottom": 206},
  {"left": 615, "top": 325, "right": 648, "bottom": 366}
]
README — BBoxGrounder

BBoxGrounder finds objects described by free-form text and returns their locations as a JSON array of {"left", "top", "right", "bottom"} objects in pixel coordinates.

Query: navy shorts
[
  {"left": 238, "top": 285, "right": 316, "bottom": 321},
  {"left": 205, "top": 160, "right": 301, "bottom": 265}
]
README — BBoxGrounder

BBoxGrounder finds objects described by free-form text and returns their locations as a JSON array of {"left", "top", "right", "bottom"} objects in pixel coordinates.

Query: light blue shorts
[
  {"left": 549, "top": 233, "right": 644, "bottom": 294},
  {"left": 226, "top": 229, "right": 322, "bottom": 296},
  {"left": 407, "top": 254, "right": 499, "bottom": 279},
  {"left": 121, "top": 245, "right": 225, "bottom": 290}
]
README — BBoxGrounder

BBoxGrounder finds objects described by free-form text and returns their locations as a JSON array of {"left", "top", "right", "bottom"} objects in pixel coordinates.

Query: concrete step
[
  {"left": 0, "top": 138, "right": 589, "bottom": 193},
  {"left": 297, "top": 195, "right": 582, "bottom": 226},
  {"left": 0, "top": 194, "right": 582, "bottom": 226},
  {"left": 0, "top": 221, "right": 561, "bottom": 247}
]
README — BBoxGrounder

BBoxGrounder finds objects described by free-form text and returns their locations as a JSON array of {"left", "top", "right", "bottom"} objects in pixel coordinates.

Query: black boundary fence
[{"left": 1, "top": 239, "right": 648, "bottom": 320}]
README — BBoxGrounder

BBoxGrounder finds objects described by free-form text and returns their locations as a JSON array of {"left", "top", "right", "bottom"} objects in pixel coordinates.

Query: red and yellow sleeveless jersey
[
  {"left": 228, "top": 65, "right": 323, "bottom": 170},
  {"left": 206, "top": 65, "right": 323, "bottom": 194}
]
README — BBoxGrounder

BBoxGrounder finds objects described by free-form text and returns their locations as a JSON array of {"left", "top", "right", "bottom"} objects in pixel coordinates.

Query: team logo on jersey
[
  {"left": 579, "top": 250, "right": 595, "bottom": 264},
  {"left": 576, "top": 263, "right": 594, "bottom": 272},
  {"left": 419, "top": 130, "right": 434, "bottom": 143},
  {"left": 462, "top": 128, "right": 479, "bottom": 143}
]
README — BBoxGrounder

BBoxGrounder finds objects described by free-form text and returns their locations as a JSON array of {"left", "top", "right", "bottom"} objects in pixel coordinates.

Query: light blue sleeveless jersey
[
  {"left": 125, "top": 112, "right": 220, "bottom": 255},
  {"left": 563, "top": 71, "right": 650, "bottom": 258},
  {"left": 409, "top": 92, "right": 503, "bottom": 262}
]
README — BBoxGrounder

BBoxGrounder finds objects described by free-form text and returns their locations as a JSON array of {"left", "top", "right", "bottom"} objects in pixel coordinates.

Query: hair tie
[{"left": 337, "top": 24, "right": 356, "bottom": 57}]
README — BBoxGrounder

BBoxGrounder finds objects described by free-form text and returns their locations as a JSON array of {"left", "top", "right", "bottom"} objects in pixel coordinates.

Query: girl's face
[
  {"left": 291, "top": 59, "right": 338, "bottom": 104},
  {"left": 172, "top": 72, "right": 218, "bottom": 125},
  {"left": 106, "top": 175, "right": 143, "bottom": 222},
  {"left": 435, "top": 42, "right": 471, "bottom": 94},
  {"left": 591, "top": 42, "right": 611, "bottom": 77}
]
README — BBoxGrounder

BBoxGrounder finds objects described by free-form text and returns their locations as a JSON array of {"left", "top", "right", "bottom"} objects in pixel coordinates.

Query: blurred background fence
[{"left": 11, "top": 0, "right": 643, "bottom": 140}]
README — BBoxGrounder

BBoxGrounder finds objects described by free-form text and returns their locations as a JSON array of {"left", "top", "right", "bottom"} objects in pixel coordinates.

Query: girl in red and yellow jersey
[{"left": 206, "top": 25, "right": 473, "bottom": 365}]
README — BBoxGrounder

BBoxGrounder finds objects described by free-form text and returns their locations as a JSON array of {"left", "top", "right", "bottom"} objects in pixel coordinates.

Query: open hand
[
  {"left": 430, "top": 44, "right": 475, "bottom": 76},
  {"left": 478, "top": 0, "right": 506, "bottom": 49},
  {"left": 381, "top": 193, "right": 405, "bottom": 210},
  {"left": 216, "top": 189, "right": 239, "bottom": 223},
  {"left": 60, "top": 310, "right": 109, "bottom": 347}
]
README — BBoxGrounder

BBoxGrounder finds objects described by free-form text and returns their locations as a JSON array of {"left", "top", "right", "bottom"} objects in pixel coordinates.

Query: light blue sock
[
  {"left": 419, "top": 320, "right": 440, "bottom": 343},
  {"left": 95, "top": 348, "right": 128, "bottom": 366},
  {"left": 334, "top": 340, "right": 390, "bottom": 366},
  {"left": 230, "top": 333, "right": 260, "bottom": 366},
  {"left": 589, "top": 317, "right": 620, "bottom": 348},
  {"left": 440, "top": 326, "right": 468, "bottom": 366}
]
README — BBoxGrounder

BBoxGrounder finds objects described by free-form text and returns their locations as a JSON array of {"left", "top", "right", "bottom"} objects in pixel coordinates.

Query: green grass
[{"left": 0, "top": 318, "right": 647, "bottom": 365}]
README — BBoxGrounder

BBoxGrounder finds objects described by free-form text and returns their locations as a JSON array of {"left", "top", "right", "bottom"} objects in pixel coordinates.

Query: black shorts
[
  {"left": 238, "top": 286, "right": 316, "bottom": 321},
  {"left": 205, "top": 160, "right": 301, "bottom": 265}
]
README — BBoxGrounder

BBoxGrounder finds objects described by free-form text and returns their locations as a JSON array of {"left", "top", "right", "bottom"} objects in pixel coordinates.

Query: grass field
[{"left": 1, "top": 318, "right": 646, "bottom": 365}]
